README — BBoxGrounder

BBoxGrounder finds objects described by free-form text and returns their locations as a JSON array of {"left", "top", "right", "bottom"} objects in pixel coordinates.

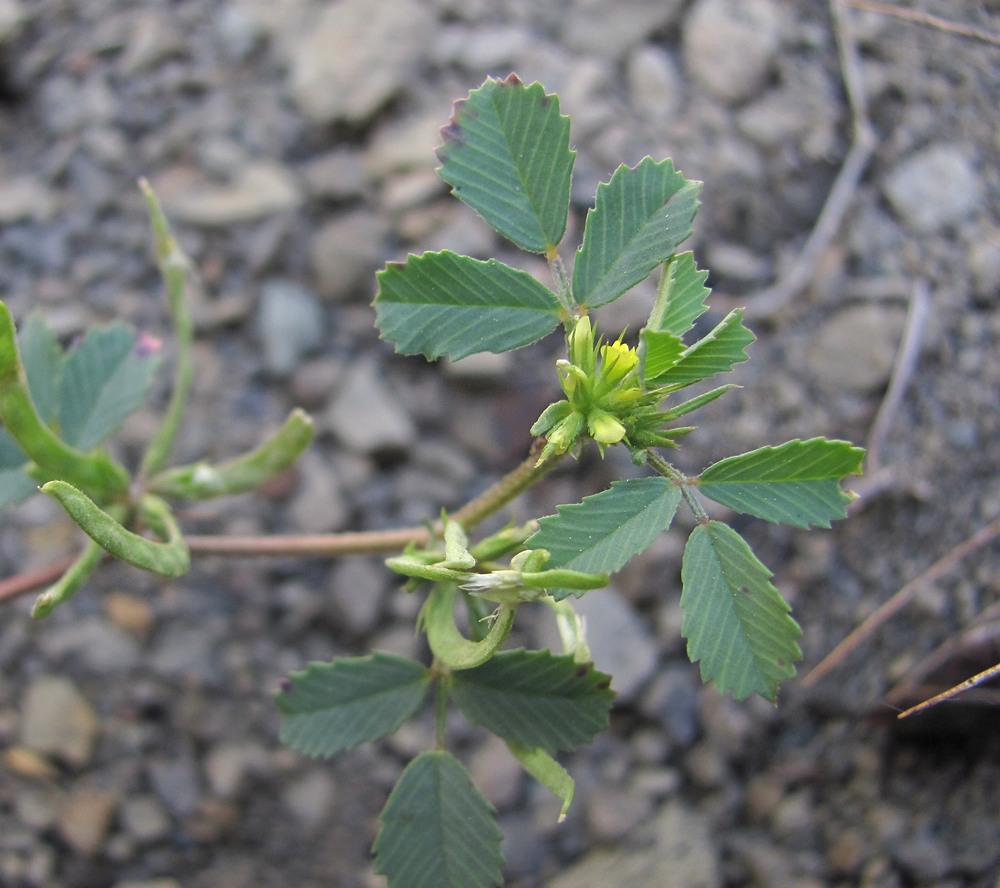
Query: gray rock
[
  {"left": 683, "top": 0, "right": 783, "bottom": 103},
  {"left": 329, "top": 557, "right": 388, "bottom": 637},
  {"left": 804, "top": 303, "right": 906, "bottom": 394},
  {"left": 256, "top": 279, "right": 325, "bottom": 377},
  {"left": 120, "top": 795, "right": 172, "bottom": 843},
  {"left": 968, "top": 238, "right": 1000, "bottom": 302},
  {"left": 287, "top": 449, "right": 348, "bottom": 533},
  {"left": 563, "top": 0, "right": 685, "bottom": 58},
  {"left": 538, "top": 587, "right": 659, "bottom": 703},
  {"left": 545, "top": 799, "right": 720, "bottom": 888},
  {"left": 309, "top": 211, "right": 388, "bottom": 302},
  {"left": 203, "top": 742, "right": 269, "bottom": 798},
  {"left": 286, "top": 0, "right": 436, "bottom": 124},
  {"left": 39, "top": 616, "right": 140, "bottom": 673},
  {"left": 0, "top": 176, "right": 57, "bottom": 223},
  {"left": 283, "top": 768, "right": 336, "bottom": 829},
  {"left": 20, "top": 676, "right": 99, "bottom": 768},
  {"left": 148, "top": 753, "right": 202, "bottom": 817},
  {"left": 0, "top": 0, "right": 24, "bottom": 42},
  {"left": 883, "top": 143, "right": 982, "bottom": 232},
  {"left": 159, "top": 162, "right": 302, "bottom": 226},
  {"left": 585, "top": 784, "right": 653, "bottom": 842},
  {"left": 301, "top": 149, "right": 369, "bottom": 201},
  {"left": 627, "top": 45, "right": 684, "bottom": 123},
  {"left": 112, "top": 879, "right": 182, "bottom": 888},
  {"left": 467, "top": 733, "right": 525, "bottom": 811},
  {"left": 324, "top": 357, "right": 417, "bottom": 456},
  {"left": 639, "top": 664, "right": 702, "bottom": 747}
]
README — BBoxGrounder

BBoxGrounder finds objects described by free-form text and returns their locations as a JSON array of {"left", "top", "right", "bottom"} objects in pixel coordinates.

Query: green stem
[
  {"left": 138, "top": 179, "right": 196, "bottom": 480},
  {"left": 645, "top": 448, "right": 709, "bottom": 523},
  {"left": 545, "top": 247, "right": 574, "bottom": 315}
]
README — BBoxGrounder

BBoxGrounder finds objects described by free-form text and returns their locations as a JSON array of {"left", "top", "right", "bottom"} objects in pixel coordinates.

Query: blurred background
[{"left": 1, "top": 1, "right": 999, "bottom": 886}]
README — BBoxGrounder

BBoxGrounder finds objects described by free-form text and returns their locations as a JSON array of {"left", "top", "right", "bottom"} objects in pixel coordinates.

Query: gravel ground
[{"left": 2, "top": 1, "right": 1000, "bottom": 886}]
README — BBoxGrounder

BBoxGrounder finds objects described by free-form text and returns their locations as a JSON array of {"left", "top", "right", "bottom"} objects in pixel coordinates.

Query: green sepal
[
  {"left": 148, "top": 409, "right": 314, "bottom": 500},
  {"left": 41, "top": 482, "right": 190, "bottom": 577}
]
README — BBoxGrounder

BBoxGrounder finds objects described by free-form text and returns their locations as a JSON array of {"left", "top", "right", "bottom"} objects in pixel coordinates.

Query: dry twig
[{"left": 845, "top": 0, "right": 1000, "bottom": 49}]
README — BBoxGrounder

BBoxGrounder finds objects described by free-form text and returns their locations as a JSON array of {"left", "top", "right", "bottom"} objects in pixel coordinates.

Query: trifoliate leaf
[
  {"left": 59, "top": 323, "right": 161, "bottom": 451},
  {"left": 437, "top": 74, "right": 574, "bottom": 253},
  {"left": 648, "top": 308, "right": 755, "bottom": 388},
  {"left": 374, "top": 750, "right": 504, "bottom": 888},
  {"left": 450, "top": 649, "right": 614, "bottom": 753},
  {"left": 277, "top": 654, "right": 431, "bottom": 758},
  {"left": 527, "top": 477, "right": 681, "bottom": 599},
  {"left": 698, "top": 438, "right": 866, "bottom": 529},
  {"left": 574, "top": 159, "right": 701, "bottom": 309},
  {"left": 639, "top": 329, "right": 685, "bottom": 385},
  {"left": 374, "top": 251, "right": 562, "bottom": 360},
  {"left": 681, "top": 521, "right": 801, "bottom": 701},
  {"left": 645, "top": 251, "right": 711, "bottom": 338}
]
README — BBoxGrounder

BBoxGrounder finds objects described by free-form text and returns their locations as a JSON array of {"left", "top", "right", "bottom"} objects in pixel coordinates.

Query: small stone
[
  {"left": 283, "top": 769, "right": 336, "bottom": 828},
  {"left": 20, "top": 676, "right": 99, "bottom": 768},
  {"left": 365, "top": 112, "right": 444, "bottom": 180},
  {"left": 159, "top": 162, "right": 302, "bottom": 226},
  {"left": 56, "top": 784, "right": 118, "bottom": 856},
  {"left": 112, "top": 880, "right": 182, "bottom": 888},
  {"left": 627, "top": 45, "right": 684, "bottom": 123},
  {"left": 467, "top": 734, "right": 524, "bottom": 811},
  {"left": 203, "top": 742, "right": 268, "bottom": 798},
  {"left": 38, "top": 616, "right": 140, "bottom": 673},
  {"left": 639, "top": 665, "right": 701, "bottom": 748},
  {"left": 324, "top": 358, "right": 416, "bottom": 457},
  {"left": 118, "top": 9, "right": 185, "bottom": 74},
  {"left": 0, "top": 176, "right": 57, "bottom": 223},
  {"left": 0, "top": 0, "right": 25, "bottom": 42},
  {"left": 104, "top": 592, "right": 155, "bottom": 637},
  {"left": 286, "top": 0, "right": 435, "bottom": 124},
  {"left": 148, "top": 754, "right": 202, "bottom": 817},
  {"left": 683, "top": 0, "right": 783, "bottom": 103},
  {"left": 804, "top": 303, "right": 906, "bottom": 394},
  {"left": 287, "top": 450, "right": 348, "bottom": 533},
  {"left": 329, "top": 557, "right": 388, "bottom": 637},
  {"left": 968, "top": 238, "right": 1000, "bottom": 302},
  {"left": 310, "top": 211, "right": 387, "bottom": 302},
  {"left": 256, "top": 279, "right": 325, "bottom": 378},
  {"left": 883, "top": 143, "right": 982, "bottom": 232},
  {"left": 120, "top": 795, "right": 171, "bottom": 843},
  {"left": 301, "top": 149, "right": 369, "bottom": 201},
  {"left": 538, "top": 587, "right": 659, "bottom": 702},
  {"left": 563, "top": 0, "right": 685, "bottom": 57},
  {"left": 585, "top": 785, "right": 652, "bottom": 843}
]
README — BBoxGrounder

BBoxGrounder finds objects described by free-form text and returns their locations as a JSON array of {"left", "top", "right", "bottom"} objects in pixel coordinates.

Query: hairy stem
[{"left": 645, "top": 449, "right": 709, "bottom": 523}]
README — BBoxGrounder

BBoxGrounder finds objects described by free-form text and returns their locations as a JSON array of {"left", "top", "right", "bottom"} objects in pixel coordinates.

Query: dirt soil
[{"left": 1, "top": 1, "right": 999, "bottom": 886}]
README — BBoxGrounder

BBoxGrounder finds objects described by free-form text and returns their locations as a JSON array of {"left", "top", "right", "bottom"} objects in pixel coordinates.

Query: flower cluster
[{"left": 531, "top": 315, "right": 691, "bottom": 463}]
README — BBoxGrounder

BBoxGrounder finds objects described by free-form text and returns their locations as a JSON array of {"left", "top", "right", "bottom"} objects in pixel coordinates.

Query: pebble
[
  {"left": 56, "top": 783, "right": 118, "bottom": 856},
  {"left": 329, "top": 557, "right": 388, "bottom": 637},
  {"left": 301, "top": 149, "right": 369, "bottom": 202},
  {"left": 546, "top": 799, "right": 720, "bottom": 888},
  {"left": 0, "top": 175, "right": 57, "bottom": 223},
  {"left": 282, "top": 768, "right": 336, "bottom": 829},
  {"left": 584, "top": 784, "right": 652, "bottom": 843},
  {"left": 286, "top": 0, "right": 435, "bottom": 124},
  {"left": 883, "top": 143, "right": 982, "bottom": 233},
  {"left": 968, "top": 237, "right": 1000, "bottom": 302},
  {"left": 803, "top": 303, "right": 906, "bottom": 394},
  {"left": 309, "top": 211, "right": 388, "bottom": 302},
  {"left": 255, "top": 278, "right": 325, "bottom": 378},
  {"left": 639, "top": 664, "right": 701, "bottom": 747},
  {"left": 39, "top": 616, "right": 141, "bottom": 673},
  {"left": 467, "top": 733, "right": 525, "bottom": 811},
  {"left": 159, "top": 161, "right": 302, "bottom": 226},
  {"left": 323, "top": 357, "right": 417, "bottom": 456},
  {"left": 203, "top": 742, "right": 268, "bottom": 798},
  {"left": 148, "top": 753, "right": 202, "bottom": 817},
  {"left": 563, "top": 0, "right": 686, "bottom": 58},
  {"left": 119, "top": 795, "right": 172, "bottom": 843},
  {"left": 287, "top": 449, "right": 348, "bottom": 533},
  {"left": 0, "top": 0, "right": 24, "bottom": 42},
  {"left": 537, "top": 587, "right": 659, "bottom": 703},
  {"left": 20, "top": 676, "right": 100, "bottom": 769},
  {"left": 682, "top": 0, "right": 783, "bottom": 104},
  {"left": 627, "top": 45, "right": 684, "bottom": 123},
  {"left": 112, "top": 881, "right": 181, "bottom": 888}
]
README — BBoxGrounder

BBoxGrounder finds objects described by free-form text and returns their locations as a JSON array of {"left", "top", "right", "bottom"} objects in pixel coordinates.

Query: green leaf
[
  {"left": 437, "top": 74, "right": 574, "bottom": 253},
  {"left": 681, "top": 521, "right": 801, "bottom": 701},
  {"left": 19, "top": 315, "right": 63, "bottom": 425},
  {"left": 645, "top": 252, "right": 711, "bottom": 338},
  {"left": 41, "top": 482, "right": 190, "bottom": 577},
  {"left": 59, "top": 324, "right": 161, "bottom": 451},
  {"left": 527, "top": 477, "right": 681, "bottom": 599},
  {"left": 374, "top": 251, "right": 562, "bottom": 360},
  {"left": 647, "top": 308, "right": 755, "bottom": 388},
  {"left": 660, "top": 384, "right": 738, "bottom": 420},
  {"left": 277, "top": 653, "right": 431, "bottom": 758},
  {"left": 573, "top": 159, "right": 702, "bottom": 308},
  {"left": 450, "top": 649, "right": 614, "bottom": 753},
  {"left": 507, "top": 741, "right": 574, "bottom": 822},
  {"left": 148, "top": 409, "right": 314, "bottom": 500},
  {"left": 698, "top": 438, "right": 866, "bottom": 529},
  {"left": 374, "top": 750, "right": 504, "bottom": 888}
]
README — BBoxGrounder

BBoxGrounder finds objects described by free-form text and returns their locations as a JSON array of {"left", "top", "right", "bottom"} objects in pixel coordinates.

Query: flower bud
[{"left": 587, "top": 408, "right": 626, "bottom": 445}]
